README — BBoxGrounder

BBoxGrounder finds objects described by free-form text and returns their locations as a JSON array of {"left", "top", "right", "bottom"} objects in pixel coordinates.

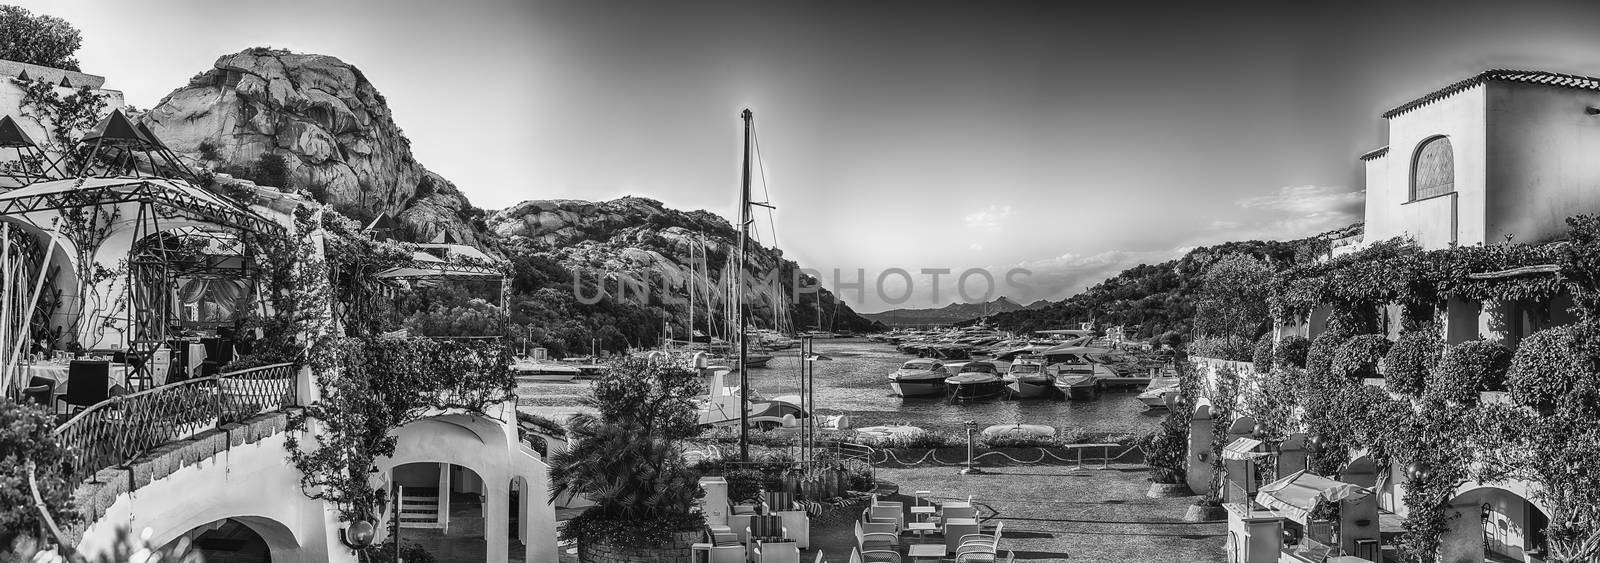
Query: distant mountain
[
  {"left": 863, "top": 297, "right": 1025, "bottom": 327},
  {"left": 966, "top": 223, "right": 1364, "bottom": 338},
  {"left": 489, "top": 197, "right": 884, "bottom": 335}
]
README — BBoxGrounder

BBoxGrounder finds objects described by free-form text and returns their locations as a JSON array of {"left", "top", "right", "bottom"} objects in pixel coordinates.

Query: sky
[{"left": 18, "top": 1, "right": 1600, "bottom": 312}]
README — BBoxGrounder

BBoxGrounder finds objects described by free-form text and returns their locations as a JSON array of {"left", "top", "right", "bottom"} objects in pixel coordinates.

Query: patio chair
[
  {"left": 60, "top": 360, "right": 111, "bottom": 414},
  {"left": 24, "top": 376, "right": 54, "bottom": 406},
  {"left": 848, "top": 547, "right": 901, "bottom": 563},
  {"left": 943, "top": 518, "right": 980, "bottom": 555},
  {"left": 746, "top": 514, "right": 790, "bottom": 546},
  {"left": 956, "top": 521, "right": 1005, "bottom": 562},
  {"left": 854, "top": 520, "right": 898, "bottom": 553},
  {"left": 762, "top": 490, "right": 810, "bottom": 549},
  {"left": 751, "top": 539, "right": 799, "bottom": 563}
]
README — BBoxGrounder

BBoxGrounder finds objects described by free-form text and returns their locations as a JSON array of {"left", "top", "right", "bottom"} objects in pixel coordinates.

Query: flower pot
[
  {"left": 1184, "top": 503, "right": 1228, "bottom": 522},
  {"left": 1146, "top": 482, "right": 1194, "bottom": 498},
  {"left": 579, "top": 531, "right": 698, "bottom": 563}
]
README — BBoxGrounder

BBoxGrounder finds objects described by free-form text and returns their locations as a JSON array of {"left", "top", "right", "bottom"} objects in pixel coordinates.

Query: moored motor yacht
[
  {"left": 1138, "top": 375, "right": 1182, "bottom": 409},
  {"left": 888, "top": 358, "right": 949, "bottom": 397},
  {"left": 1004, "top": 355, "right": 1054, "bottom": 399},
  {"left": 946, "top": 360, "right": 1005, "bottom": 401}
]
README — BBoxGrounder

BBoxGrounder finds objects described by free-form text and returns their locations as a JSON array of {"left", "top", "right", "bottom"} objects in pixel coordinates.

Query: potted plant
[{"left": 548, "top": 357, "right": 706, "bottom": 562}]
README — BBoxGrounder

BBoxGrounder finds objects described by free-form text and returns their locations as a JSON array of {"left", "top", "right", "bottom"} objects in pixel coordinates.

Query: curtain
[{"left": 174, "top": 278, "right": 252, "bottom": 322}]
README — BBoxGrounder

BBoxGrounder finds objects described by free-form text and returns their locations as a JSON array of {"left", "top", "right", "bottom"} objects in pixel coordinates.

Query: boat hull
[
  {"left": 1053, "top": 376, "right": 1099, "bottom": 399},
  {"left": 890, "top": 379, "right": 947, "bottom": 397},
  {"left": 1007, "top": 377, "right": 1055, "bottom": 399},
  {"left": 948, "top": 379, "right": 1005, "bottom": 401}
]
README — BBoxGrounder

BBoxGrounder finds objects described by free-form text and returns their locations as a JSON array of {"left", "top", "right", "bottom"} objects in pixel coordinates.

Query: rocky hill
[
  {"left": 138, "top": 48, "right": 879, "bottom": 339},
  {"left": 142, "top": 47, "right": 483, "bottom": 243},
  {"left": 862, "top": 297, "right": 1025, "bottom": 327},
  {"left": 491, "top": 197, "right": 881, "bottom": 335}
]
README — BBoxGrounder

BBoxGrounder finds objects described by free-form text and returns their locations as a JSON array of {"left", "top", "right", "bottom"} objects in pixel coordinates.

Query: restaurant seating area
[
  {"left": 695, "top": 475, "right": 1015, "bottom": 563},
  {"left": 16, "top": 335, "right": 253, "bottom": 420}
]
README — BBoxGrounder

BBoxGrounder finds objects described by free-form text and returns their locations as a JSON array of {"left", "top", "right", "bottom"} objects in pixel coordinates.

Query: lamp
[
  {"left": 341, "top": 520, "right": 375, "bottom": 550},
  {"left": 1406, "top": 462, "right": 1433, "bottom": 481},
  {"left": 960, "top": 419, "right": 984, "bottom": 475}
]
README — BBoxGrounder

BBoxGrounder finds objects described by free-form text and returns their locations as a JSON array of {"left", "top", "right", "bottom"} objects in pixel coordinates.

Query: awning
[
  {"left": 1222, "top": 437, "right": 1268, "bottom": 460},
  {"left": 1254, "top": 470, "right": 1370, "bottom": 523}
]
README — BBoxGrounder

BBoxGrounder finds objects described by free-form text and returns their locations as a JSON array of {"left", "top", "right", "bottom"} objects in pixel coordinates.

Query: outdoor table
[
  {"left": 23, "top": 362, "right": 131, "bottom": 396},
  {"left": 905, "top": 522, "right": 936, "bottom": 543},
  {"left": 910, "top": 505, "right": 936, "bottom": 521},
  {"left": 907, "top": 544, "right": 944, "bottom": 563}
]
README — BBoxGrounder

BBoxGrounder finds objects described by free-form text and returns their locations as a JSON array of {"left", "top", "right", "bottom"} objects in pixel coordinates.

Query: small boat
[
  {"left": 888, "top": 358, "right": 949, "bottom": 397},
  {"left": 511, "top": 360, "right": 581, "bottom": 382},
  {"left": 1138, "top": 376, "right": 1182, "bottom": 409},
  {"left": 1004, "top": 356, "right": 1054, "bottom": 399},
  {"left": 981, "top": 423, "right": 1055, "bottom": 441},
  {"left": 946, "top": 361, "right": 1005, "bottom": 401},
  {"left": 1043, "top": 346, "right": 1121, "bottom": 399}
]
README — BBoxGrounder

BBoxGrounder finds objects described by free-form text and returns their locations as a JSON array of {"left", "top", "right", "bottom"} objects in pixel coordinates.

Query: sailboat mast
[{"left": 738, "top": 108, "right": 752, "bottom": 462}]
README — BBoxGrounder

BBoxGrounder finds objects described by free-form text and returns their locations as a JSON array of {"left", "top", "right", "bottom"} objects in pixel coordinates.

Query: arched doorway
[
  {"left": 390, "top": 462, "right": 489, "bottom": 560},
  {"left": 1441, "top": 485, "right": 1551, "bottom": 563},
  {"left": 162, "top": 517, "right": 294, "bottom": 563}
]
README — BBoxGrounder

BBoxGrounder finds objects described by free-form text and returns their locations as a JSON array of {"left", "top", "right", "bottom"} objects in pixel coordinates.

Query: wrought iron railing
[{"left": 52, "top": 363, "right": 296, "bottom": 490}]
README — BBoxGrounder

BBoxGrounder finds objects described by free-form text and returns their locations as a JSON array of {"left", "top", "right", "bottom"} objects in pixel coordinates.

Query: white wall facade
[{"left": 1363, "top": 86, "right": 1488, "bottom": 251}]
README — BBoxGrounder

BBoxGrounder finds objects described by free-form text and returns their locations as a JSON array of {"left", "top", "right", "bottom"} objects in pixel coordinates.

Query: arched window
[{"left": 1412, "top": 136, "right": 1455, "bottom": 200}]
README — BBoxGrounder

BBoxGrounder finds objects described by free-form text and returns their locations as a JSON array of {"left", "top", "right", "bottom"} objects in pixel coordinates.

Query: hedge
[
  {"left": 1384, "top": 330, "right": 1440, "bottom": 395},
  {"left": 1274, "top": 335, "right": 1310, "bottom": 369},
  {"left": 1427, "top": 339, "right": 1512, "bottom": 406},
  {"left": 1331, "top": 334, "right": 1392, "bottom": 381}
]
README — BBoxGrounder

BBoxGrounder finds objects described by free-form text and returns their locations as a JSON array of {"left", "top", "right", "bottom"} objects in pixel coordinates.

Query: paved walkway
[
  {"left": 824, "top": 463, "right": 1228, "bottom": 562},
  {"left": 402, "top": 494, "right": 527, "bottom": 562}
]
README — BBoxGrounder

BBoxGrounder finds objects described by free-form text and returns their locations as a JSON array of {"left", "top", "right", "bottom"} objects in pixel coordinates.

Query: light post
[
  {"left": 961, "top": 419, "right": 984, "bottom": 475},
  {"left": 801, "top": 338, "right": 830, "bottom": 465}
]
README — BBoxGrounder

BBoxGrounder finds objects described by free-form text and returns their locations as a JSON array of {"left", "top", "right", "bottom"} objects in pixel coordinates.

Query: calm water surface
[
  {"left": 518, "top": 339, "right": 1163, "bottom": 437},
  {"left": 739, "top": 339, "right": 1163, "bottom": 436}
]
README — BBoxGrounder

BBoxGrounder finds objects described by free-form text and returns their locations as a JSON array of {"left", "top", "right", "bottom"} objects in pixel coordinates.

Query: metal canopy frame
[{"left": 0, "top": 177, "right": 283, "bottom": 237}]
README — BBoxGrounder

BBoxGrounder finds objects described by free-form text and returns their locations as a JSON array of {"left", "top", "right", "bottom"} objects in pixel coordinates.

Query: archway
[
  {"left": 390, "top": 462, "right": 490, "bottom": 560},
  {"left": 161, "top": 516, "right": 296, "bottom": 563},
  {"left": 1440, "top": 485, "right": 1551, "bottom": 563}
]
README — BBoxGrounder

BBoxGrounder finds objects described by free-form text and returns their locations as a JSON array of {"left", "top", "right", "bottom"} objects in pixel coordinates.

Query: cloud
[
  {"left": 1202, "top": 184, "right": 1364, "bottom": 243},
  {"left": 1235, "top": 184, "right": 1363, "bottom": 216},
  {"left": 962, "top": 204, "right": 1013, "bottom": 231},
  {"left": 1000, "top": 247, "right": 1189, "bottom": 304}
]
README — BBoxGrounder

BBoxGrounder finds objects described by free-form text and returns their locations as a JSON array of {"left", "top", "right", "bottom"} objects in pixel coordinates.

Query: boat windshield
[
  {"left": 963, "top": 363, "right": 996, "bottom": 374},
  {"left": 1010, "top": 363, "right": 1040, "bottom": 374},
  {"left": 904, "top": 361, "right": 936, "bottom": 369}
]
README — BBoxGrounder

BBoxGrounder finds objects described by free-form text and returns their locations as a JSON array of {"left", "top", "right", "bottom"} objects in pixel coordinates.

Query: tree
[
  {"left": 1194, "top": 253, "right": 1274, "bottom": 349},
  {"left": 0, "top": 6, "right": 83, "bottom": 71},
  {"left": 548, "top": 357, "right": 706, "bottom": 549}
]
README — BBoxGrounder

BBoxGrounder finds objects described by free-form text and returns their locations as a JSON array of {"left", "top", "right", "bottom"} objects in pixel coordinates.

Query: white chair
[
  {"left": 956, "top": 521, "right": 1005, "bottom": 561},
  {"left": 764, "top": 491, "right": 811, "bottom": 549},
  {"left": 850, "top": 547, "right": 901, "bottom": 563},
  {"left": 855, "top": 520, "right": 899, "bottom": 553},
  {"left": 752, "top": 539, "right": 799, "bottom": 563}
]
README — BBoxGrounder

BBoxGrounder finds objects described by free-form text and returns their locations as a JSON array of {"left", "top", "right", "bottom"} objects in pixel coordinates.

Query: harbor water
[{"left": 520, "top": 338, "right": 1164, "bottom": 438}]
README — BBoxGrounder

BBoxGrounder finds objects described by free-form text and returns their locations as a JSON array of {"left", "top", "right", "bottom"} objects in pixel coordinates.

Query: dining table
[{"left": 21, "top": 361, "right": 132, "bottom": 397}]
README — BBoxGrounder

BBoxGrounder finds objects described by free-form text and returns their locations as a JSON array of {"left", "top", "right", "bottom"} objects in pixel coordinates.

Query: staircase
[{"left": 398, "top": 487, "right": 444, "bottom": 529}]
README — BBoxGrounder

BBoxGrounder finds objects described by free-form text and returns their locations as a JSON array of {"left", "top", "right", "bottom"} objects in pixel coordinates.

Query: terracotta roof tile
[{"left": 1383, "top": 69, "right": 1600, "bottom": 119}]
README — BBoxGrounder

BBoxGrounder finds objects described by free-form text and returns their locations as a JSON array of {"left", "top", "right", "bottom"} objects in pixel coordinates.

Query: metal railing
[{"left": 52, "top": 362, "right": 296, "bottom": 490}]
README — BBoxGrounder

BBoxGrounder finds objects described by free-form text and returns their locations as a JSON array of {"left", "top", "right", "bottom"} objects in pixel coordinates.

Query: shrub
[
  {"left": 1151, "top": 467, "right": 1184, "bottom": 484},
  {"left": 1251, "top": 333, "right": 1275, "bottom": 373},
  {"left": 1274, "top": 335, "right": 1310, "bottom": 368},
  {"left": 1506, "top": 325, "right": 1582, "bottom": 414},
  {"left": 1427, "top": 339, "right": 1512, "bottom": 406},
  {"left": 0, "top": 399, "right": 76, "bottom": 554},
  {"left": 1187, "top": 336, "right": 1254, "bottom": 361},
  {"left": 1384, "top": 330, "right": 1441, "bottom": 395},
  {"left": 1330, "top": 334, "right": 1391, "bottom": 381},
  {"left": 981, "top": 433, "right": 1057, "bottom": 448},
  {"left": 1305, "top": 331, "right": 1347, "bottom": 378}
]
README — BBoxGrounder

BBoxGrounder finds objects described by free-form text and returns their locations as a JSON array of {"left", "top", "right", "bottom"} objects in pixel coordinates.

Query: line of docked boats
[{"left": 881, "top": 327, "right": 1181, "bottom": 407}]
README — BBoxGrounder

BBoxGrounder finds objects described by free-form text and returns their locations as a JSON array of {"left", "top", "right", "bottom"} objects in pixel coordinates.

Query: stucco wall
[
  {"left": 1367, "top": 86, "right": 1488, "bottom": 249},
  {"left": 1485, "top": 81, "right": 1600, "bottom": 244},
  {"left": 73, "top": 423, "right": 342, "bottom": 563}
]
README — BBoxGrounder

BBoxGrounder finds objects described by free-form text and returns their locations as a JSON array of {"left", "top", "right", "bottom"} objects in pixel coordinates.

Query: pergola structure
[
  {"left": 373, "top": 236, "right": 511, "bottom": 336},
  {"left": 0, "top": 109, "right": 284, "bottom": 395}
]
